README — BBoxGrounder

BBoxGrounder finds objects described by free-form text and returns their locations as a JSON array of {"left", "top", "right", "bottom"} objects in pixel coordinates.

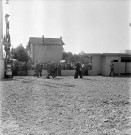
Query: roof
[
  {"left": 77, "top": 53, "right": 131, "bottom": 57},
  {"left": 102, "top": 53, "right": 131, "bottom": 57},
  {"left": 29, "top": 37, "right": 65, "bottom": 46}
]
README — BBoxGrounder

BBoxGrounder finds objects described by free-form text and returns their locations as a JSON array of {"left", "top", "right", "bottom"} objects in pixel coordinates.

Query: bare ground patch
[{"left": 0, "top": 76, "right": 131, "bottom": 135}]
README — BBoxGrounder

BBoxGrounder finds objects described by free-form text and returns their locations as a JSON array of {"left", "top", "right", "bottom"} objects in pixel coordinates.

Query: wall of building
[
  {"left": 28, "top": 44, "right": 33, "bottom": 60},
  {"left": 0, "top": 0, "right": 4, "bottom": 80},
  {"left": 126, "top": 63, "right": 131, "bottom": 73},
  {"left": 0, "top": 1, "right": 4, "bottom": 134},
  {"left": 104, "top": 56, "right": 126, "bottom": 76},
  {"left": 88, "top": 55, "right": 102, "bottom": 75},
  {"left": 101, "top": 56, "right": 106, "bottom": 76},
  {"left": 33, "top": 44, "right": 63, "bottom": 63}
]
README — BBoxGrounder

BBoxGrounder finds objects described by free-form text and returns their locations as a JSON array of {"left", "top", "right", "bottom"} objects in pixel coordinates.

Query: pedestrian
[
  {"left": 39, "top": 62, "right": 43, "bottom": 77},
  {"left": 57, "top": 63, "right": 62, "bottom": 76},
  {"left": 109, "top": 61, "right": 115, "bottom": 76},
  {"left": 74, "top": 62, "right": 83, "bottom": 79},
  {"left": 36, "top": 61, "right": 40, "bottom": 77},
  {"left": 46, "top": 61, "right": 57, "bottom": 79},
  {"left": 54, "top": 63, "right": 57, "bottom": 77},
  {"left": 46, "top": 61, "right": 51, "bottom": 79},
  {"left": 50, "top": 62, "right": 56, "bottom": 78},
  {"left": 6, "top": 61, "right": 13, "bottom": 79},
  {"left": 81, "top": 62, "right": 85, "bottom": 76}
]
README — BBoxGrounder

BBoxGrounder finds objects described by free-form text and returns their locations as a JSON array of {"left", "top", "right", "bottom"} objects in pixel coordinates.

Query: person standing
[
  {"left": 36, "top": 62, "right": 40, "bottom": 77},
  {"left": 57, "top": 63, "right": 62, "bottom": 76},
  {"left": 39, "top": 62, "right": 43, "bottom": 77},
  {"left": 81, "top": 62, "right": 85, "bottom": 76},
  {"left": 54, "top": 63, "right": 57, "bottom": 77},
  {"left": 74, "top": 62, "right": 83, "bottom": 79},
  {"left": 6, "top": 60, "right": 13, "bottom": 79},
  {"left": 46, "top": 61, "right": 51, "bottom": 79},
  {"left": 110, "top": 61, "right": 115, "bottom": 76}
]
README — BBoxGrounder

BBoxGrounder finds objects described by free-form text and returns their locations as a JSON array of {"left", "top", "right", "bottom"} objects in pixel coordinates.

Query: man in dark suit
[
  {"left": 39, "top": 62, "right": 43, "bottom": 77},
  {"left": 74, "top": 62, "right": 83, "bottom": 79}
]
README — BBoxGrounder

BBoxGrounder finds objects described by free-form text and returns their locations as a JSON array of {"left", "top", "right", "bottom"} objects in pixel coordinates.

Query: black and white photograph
[{"left": 0, "top": 0, "right": 131, "bottom": 134}]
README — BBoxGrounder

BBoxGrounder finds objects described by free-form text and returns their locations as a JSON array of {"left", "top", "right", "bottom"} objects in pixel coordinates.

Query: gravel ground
[{"left": 0, "top": 76, "right": 131, "bottom": 135}]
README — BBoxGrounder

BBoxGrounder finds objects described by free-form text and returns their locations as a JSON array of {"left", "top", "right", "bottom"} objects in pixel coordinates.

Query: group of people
[
  {"left": 33, "top": 61, "right": 83, "bottom": 79},
  {"left": 34, "top": 61, "right": 62, "bottom": 79},
  {"left": 34, "top": 60, "right": 115, "bottom": 79},
  {"left": 4, "top": 59, "right": 115, "bottom": 79}
]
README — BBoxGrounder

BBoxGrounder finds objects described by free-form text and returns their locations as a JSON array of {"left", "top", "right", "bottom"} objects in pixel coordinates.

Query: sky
[{"left": 3, "top": 0, "right": 131, "bottom": 54}]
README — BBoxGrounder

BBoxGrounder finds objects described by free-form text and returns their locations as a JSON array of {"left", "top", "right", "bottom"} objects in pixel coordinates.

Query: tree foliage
[
  {"left": 11, "top": 44, "right": 29, "bottom": 62},
  {"left": 62, "top": 51, "right": 91, "bottom": 63}
]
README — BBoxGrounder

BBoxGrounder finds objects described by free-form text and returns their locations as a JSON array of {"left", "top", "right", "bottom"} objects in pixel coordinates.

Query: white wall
[
  {"left": 126, "top": 63, "right": 131, "bottom": 73},
  {"left": 119, "top": 62, "right": 125, "bottom": 74},
  {"left": 88, "top": 55, "right": 102, "bottom": 75},
  {"left": 61, "top": 70, "right": 75, "bottom": 76},
  {"left": 104, "top": 56, "right": 128, "bottom": 76},
  {"left": 0, "top": 60, "right": 4, "bottom": 80},
  {"left": 105, "top": 56, "right": 120, "bottom": 76},
  {"left": 0, "top": 0, "right": 4, "bottom": 80},
  {"left": 101, "top": 56, "right": 106, "bottom": 76}
]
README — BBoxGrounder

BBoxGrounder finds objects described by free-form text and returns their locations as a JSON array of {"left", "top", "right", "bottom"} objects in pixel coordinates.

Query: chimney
[
  {"left": 60, "top": 36, "right": 62, "bottom": 41},
  {"left": 42, "top": 35, "right": 44, "bottom": 45}
]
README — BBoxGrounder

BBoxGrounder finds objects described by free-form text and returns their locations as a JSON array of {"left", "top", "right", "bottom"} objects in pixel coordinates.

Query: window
[
  {"left": 113, "top": 60, "right": 118, "bottom": 62},
  {"left": 121, "top": 57, "right": 131, "bottom": 62}
]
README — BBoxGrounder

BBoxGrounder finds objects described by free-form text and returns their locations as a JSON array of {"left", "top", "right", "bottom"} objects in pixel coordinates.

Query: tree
[
  {"left": 11, "top": 44, "right": 29, "bottom": 62},
  {"left": 62, "top": 51, "right": 92, "bottom": 63},
  {"left": 62, "top": 51, "right": 74, "bottom": 61}
]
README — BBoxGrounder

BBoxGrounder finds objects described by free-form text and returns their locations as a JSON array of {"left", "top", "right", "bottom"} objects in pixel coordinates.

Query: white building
[
  {"left": 88, "top": 53, "right": 131, "bottom": 76},
  {"left": 0, "top": 0, "right": 4, "bottom": 80}
]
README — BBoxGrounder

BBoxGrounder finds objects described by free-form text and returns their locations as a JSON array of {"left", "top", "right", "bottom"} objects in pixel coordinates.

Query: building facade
[
  {"left": 88, "top": 53, "right": 131, "bottom": 76},
  {"left": 27, "top": 51, "right": 131, "bottom": 76},
  {"left": 28, "top": 35, "right": 65, "bottom": 63},
  {"left": 0, "top": 0, "right": 4, "bottom": 80}
]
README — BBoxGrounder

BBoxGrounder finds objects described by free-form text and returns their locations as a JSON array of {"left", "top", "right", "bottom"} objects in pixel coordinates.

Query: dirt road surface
[{"left": 0, "top": 76, "right": 131, "bottom": 135}]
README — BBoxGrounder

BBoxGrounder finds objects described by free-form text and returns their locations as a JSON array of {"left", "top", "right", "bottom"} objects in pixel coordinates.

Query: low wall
[
  {"left": 61, "top": 70, "right": 75, "bottom": 76},
  {"left": 0, "top": 60, "right": 4, "bottom": 80},
  {"left": 17, "top": 71, "right": 27, "bottom": 76},
  {"left": 27, "top": 70, "right": 75, "bottom": 76},
  {"left": 28, "top": 70, "right": 48, "bottom": 76}
]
